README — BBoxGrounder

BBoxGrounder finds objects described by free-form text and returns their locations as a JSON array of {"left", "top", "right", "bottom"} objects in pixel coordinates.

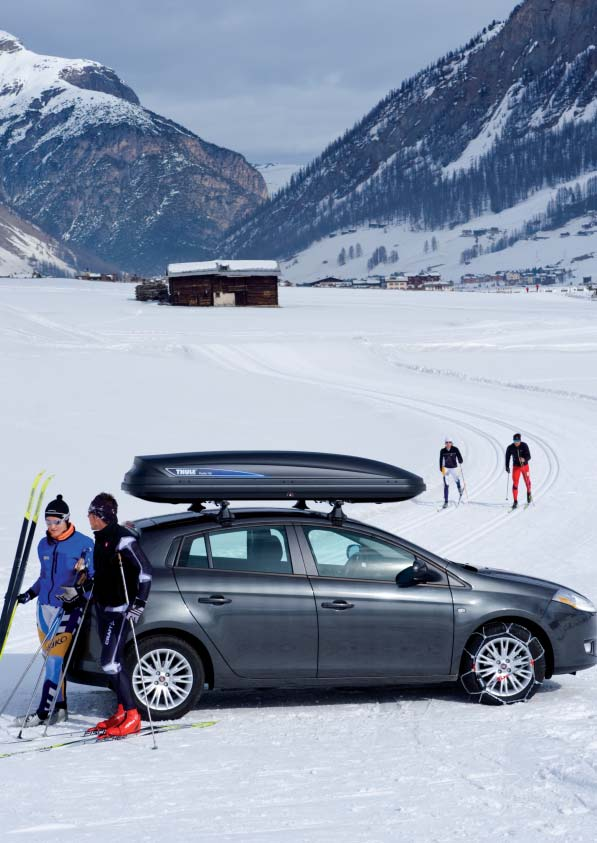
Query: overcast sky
[{"left": 3, "top": 0, "right": 520, "bottom": 163}]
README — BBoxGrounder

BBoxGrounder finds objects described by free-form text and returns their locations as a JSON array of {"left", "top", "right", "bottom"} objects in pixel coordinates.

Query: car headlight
[{"left": 552, "top": 588, "right": 596, "bottom": 613}]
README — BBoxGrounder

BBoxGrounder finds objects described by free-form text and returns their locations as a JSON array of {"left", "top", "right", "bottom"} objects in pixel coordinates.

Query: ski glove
[
  {"left": 126, "top": 599, "right": 146, "bottom": 624},
  {"left": 56, "top": 585, "right": 86, "bottom": 607},
  {"left": 17, "top": 589, "right": 35, "bottom": 604}
]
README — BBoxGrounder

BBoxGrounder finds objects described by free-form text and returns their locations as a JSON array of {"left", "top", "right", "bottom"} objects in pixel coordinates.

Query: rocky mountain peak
[
  {"left": 59, "top": 64, "right": 139, "bottom": 105},
  {"left": 0, "top": 33, "right": 266, "bottom": 274},
  {"left": 0, "top": 31, "right": 23, "bottom": 54}
]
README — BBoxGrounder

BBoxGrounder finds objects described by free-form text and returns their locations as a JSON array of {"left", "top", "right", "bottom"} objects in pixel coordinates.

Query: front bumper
[{"left": 544, "top": 603, "right": 597, "bottom": 675}]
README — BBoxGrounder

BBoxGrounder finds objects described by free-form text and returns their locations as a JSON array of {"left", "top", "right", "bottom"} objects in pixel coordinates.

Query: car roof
[
  {"left": 130, "top": 506, "right": 451, "bottom": 571},
  {"left": 131, "top": 506, "right": 379, "bottom": 534}
]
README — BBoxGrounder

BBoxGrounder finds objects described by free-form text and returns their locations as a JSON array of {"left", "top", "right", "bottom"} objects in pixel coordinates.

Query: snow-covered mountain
[
  {"left": 0, "top": 31, "right": 267, "bottom": 274},
  {"left": 0, "top": 201, "right": 82, "bottom": 277},
  {"left": 254, "top": 163, "right": 303, "bottom": 196},
  {"left": 226, "top": 0, "right": 597, "bottom": 274}
]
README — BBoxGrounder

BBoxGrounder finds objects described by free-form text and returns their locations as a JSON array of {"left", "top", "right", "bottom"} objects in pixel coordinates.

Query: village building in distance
[{"left": 305, "top": 273, "right": 452, "bottom": 291}]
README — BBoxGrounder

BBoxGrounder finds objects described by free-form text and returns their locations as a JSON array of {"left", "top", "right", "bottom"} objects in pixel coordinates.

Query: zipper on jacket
[{"left": 49, "top": 543, "right": 58, "bottom": 602}]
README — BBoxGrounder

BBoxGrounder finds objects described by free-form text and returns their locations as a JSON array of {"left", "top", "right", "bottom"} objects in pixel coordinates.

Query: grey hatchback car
[{"left": 70, "top": 506, "right": 597, "bottom": 717}]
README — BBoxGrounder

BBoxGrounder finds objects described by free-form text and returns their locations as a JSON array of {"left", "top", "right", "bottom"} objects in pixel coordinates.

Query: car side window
[
  {"left": 177, "top": 535, "right": 209, "bottom": 569},
  {"left": 304, "top": 526, "right": 415, "bottom": 581},
  {"left": 208, "top": 527, "right": 292, "bottom": 575}
]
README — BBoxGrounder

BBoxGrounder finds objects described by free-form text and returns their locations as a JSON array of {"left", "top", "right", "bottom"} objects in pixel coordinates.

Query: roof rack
[{"left": 187, "top": 498, "right": 344, "bottom": 524}]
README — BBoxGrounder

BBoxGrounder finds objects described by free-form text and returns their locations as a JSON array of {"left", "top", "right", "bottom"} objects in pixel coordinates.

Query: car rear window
[{"left": 178, "top": 527, "right": 292, "bottom": 575}]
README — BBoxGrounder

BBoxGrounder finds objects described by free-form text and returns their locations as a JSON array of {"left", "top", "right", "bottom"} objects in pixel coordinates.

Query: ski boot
[
  {"left": 98, "top": 708, "right": 141, "bottom": 740},
  {"left": 86, "top": 703, "right": 126, "bottom": 735},
  {"left": 511, "top": 500, "right": 518, "bottom": 510},
  {"left": 442, "top": 501, "right": 449, "bottom": 510},
  {"left": 50, "top": 706, "right": 68, "bottom": 725},
  {"left": 14, "top": 712, "right": 45, "bottom": 728},
  {"left": 527, "top": 492, "right": 532, "bottom": 505}
]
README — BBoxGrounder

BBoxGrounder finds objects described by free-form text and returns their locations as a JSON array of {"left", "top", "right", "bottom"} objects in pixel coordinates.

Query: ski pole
[
  {"left": 459, "top": 466, "right": 469, "bottom": 503},
  {"left": 505, "top": 472, "right": 510, "bottom": 501},
  {"left": 16, "top": 608, "right": 64, "bottom": 739},
  {"left": 118, "top": 555, "right": 157, "bottom": 750},
  {"left": 0, "top": 609, "right": 63, "bottom": 719},
  {"left": 42, "top": 589, "right": 94, "bottom": 738}
]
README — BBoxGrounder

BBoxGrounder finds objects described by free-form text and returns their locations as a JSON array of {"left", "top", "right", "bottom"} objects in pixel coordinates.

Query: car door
[
  {"left": 297, "top": 524, "right": 454, "bottom": 678},
  {"left": 173, "top": 523, "right": 318, "bottom": 679}
]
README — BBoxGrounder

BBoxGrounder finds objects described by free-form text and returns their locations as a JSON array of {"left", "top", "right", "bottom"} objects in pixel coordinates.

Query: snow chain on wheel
[{"left": 459, "top": 622, "right": 546, "bottom": 705}]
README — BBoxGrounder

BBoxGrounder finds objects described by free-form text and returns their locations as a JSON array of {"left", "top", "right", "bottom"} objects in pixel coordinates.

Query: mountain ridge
[{"left": 224, "top": 0, "right": 597, "bottom": 263}]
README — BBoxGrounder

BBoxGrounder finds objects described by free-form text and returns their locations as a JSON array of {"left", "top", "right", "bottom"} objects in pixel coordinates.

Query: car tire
[
  {"left": 459, "top": 621, "right": 546, "bottom": 705},
  {"left": 126, "top": 634, "right": 205, "bottom": 721}
]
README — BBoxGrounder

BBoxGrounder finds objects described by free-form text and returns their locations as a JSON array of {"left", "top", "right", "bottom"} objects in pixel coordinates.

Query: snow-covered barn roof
[{"left": 168, "top": 260, "right": 280, "bottom": 278}]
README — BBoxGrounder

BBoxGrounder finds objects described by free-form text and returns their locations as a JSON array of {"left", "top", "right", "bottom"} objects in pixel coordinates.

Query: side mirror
[
  {"left": 397, "top": 557, "right": 429, "bottom": 587},
  {"left": 412, "top": 558, "right": 429, "bottom": 583}
]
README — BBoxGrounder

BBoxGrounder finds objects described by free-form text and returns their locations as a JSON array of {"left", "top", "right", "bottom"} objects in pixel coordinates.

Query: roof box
[{"left": 122, "top": 451, "right": 425, "bottom": 506}]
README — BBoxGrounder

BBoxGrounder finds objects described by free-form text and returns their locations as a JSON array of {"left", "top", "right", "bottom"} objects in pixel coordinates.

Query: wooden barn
[{"left": 167, "top": 260, "right": 281, "bottom": 307}]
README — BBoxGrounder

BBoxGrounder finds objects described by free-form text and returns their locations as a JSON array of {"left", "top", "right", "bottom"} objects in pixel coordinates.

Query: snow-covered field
[{"left": 0, "top": 279, "right": 596, "bottom": 841}]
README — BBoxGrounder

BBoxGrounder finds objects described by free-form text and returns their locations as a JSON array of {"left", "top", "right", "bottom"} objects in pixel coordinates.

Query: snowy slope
[
  {"left": 282, "top": 169, "right": 597, "bottom": 284},
  {"left": 0, "top": 280, "right": 596, "bottom": 840},
  {"left": 0, "top": 203, "right": 76, "bottom": 276},
  {"left": 255, "top": 163, "right": 303, "bottom": 196}
]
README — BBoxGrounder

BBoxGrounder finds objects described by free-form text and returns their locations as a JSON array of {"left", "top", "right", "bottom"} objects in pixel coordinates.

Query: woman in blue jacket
[{"left": 15, "top": 495, "right": 94, "bottom": 727}]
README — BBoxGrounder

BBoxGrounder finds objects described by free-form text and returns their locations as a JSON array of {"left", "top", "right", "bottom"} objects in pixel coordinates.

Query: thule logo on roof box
[{"left": 165, "top": 467, "right": 266, "bottom": 478}]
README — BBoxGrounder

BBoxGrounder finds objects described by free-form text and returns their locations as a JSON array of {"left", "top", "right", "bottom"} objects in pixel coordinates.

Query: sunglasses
[{"left": 45, "top": 516, "right": 67, "bottom": 527}]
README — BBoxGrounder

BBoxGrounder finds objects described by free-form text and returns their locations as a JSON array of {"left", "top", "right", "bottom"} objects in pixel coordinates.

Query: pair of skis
[
  {"left": 0, "top": 719, "right": 217, "bottom": 759},
  {"left": 0, "top": 472, "right": 53, "bottom": 659}
]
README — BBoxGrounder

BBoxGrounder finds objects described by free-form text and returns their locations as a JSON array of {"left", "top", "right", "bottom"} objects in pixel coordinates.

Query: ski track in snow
[
  {"left": 194, "top": 341, "right": 560, "bottom": 555},
  {"left": 0, "top": 282, "right": 596, "bottom": 842}
]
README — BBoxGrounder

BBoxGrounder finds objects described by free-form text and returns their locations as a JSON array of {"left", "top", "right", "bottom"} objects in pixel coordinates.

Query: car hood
[{"left": 451, "top": 562, "right": 562, "bottom": 594}]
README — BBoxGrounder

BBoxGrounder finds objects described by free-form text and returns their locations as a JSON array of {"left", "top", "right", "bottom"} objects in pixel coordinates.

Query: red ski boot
[
  {"left": 98, "top": 708, "right": 142, "bottom": 740},
  {"left": 86, "top": 704, "right": 126, "bottom": 735}
]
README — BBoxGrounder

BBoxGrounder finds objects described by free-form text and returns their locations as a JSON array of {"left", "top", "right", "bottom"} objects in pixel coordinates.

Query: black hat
[
  {"left": 513, "top": 433, "right": 522, "bottom": 441},
  {"left": 45, "top": 494, "right": 70, "bottom": 519}
]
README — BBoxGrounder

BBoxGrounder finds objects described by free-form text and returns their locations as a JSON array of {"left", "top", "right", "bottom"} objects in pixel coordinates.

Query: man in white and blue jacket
[{"left": 16, "top": 494, "right": 94, "bottom": 727}]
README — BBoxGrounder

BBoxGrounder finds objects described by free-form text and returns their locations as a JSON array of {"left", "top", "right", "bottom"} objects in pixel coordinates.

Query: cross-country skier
[
  {"left": 439, "top": 438, "right": 464, "bottom": 509},
  {"left": 86, "top": 493, "right": 152, "bottom": 738},
  {"left": 15, "top": 495, "right": 94, "bottom": 727},
  {"left": 505, "top": 433, "right": 532, "bottom": 509}
]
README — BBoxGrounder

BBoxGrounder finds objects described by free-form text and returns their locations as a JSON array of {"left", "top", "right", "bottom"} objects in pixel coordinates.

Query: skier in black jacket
[
  {"left": 86, "top": 492, "right": 152, "bottom": 738},
  {"left": 439, "top": 438, "right": 464, "bottom": 509},
  {"left": 505, "top": 433, "right": 532, "bottom": 509}
]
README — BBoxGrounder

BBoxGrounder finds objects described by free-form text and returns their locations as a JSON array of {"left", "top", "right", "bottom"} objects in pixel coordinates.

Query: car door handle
[
  {"left": 321, "top": 600, "right": 354, "bottom": 610},
  {"left": 197, "top": 595, "right": 232, "bottom": 605}
]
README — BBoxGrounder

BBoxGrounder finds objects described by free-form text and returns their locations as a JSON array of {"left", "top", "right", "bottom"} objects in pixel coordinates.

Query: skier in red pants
[{"left": 505, "top": 433, "right": 532, "bottom": 510}]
